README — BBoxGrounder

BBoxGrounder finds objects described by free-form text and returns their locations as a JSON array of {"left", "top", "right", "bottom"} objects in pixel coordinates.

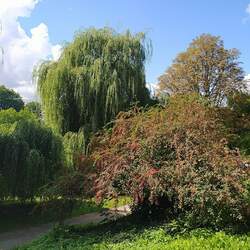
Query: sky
[{"left": 0, "top": 0, "right": 250, "bottom": 101}]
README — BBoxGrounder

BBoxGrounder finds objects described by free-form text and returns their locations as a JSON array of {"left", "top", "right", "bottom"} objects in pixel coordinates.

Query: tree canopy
[
  {"left": 0, "top": 85, "right": 24, "bottom": 111},
  {"left": 25, "top": 101, "right": 42, "bottom": 119},
  {"left": 36, "top": 28, "right": 151, "bottom": 141},
  {"left": 158, "top": 34, "right": 245, "bottom": 106},
  {"left": 0, "top": 109, "right": 63, "bottom": 200}
]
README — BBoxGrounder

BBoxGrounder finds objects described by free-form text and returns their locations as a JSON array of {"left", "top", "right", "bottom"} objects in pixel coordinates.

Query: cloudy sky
[
  {"left": 0, "top": 0, "right": 61, "bottom": 101},
  {"left": 0, "top": 0, "right": 250, "bottom": 101}
]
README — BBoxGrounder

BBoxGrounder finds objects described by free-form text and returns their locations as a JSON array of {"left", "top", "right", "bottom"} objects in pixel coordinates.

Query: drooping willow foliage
[
  {"left": 0, "top": 109, "right": 63, "bottom": 200},
  {"left": 63, "top": 130, "right": 85, "bottom": 169},
  {"left": 36, "top": 28, "right": 151, "bottom": 143}
]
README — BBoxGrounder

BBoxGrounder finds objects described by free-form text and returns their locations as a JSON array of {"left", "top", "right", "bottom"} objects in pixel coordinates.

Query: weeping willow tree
[
  {"left": 0, "top": 109, "right": 63, "bottom": 200},
  {"left": 63, "top": 129, "right": 85, "bottom": 168},
  {"left": 36, "top": 28, "right": 151, "bottom": 144}
]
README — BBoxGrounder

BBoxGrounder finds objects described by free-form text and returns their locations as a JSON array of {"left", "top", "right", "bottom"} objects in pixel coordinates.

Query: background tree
[
  {"left": 0, "top": 109, "right": 63, "bottom": 200},
  {"left": 158, "top": 34, "right": 245, "bottom": 106},
  {"left": 228, "top": 92, "right": 250, "bottom": 116},
  {"left": 224, "top": 92, "right": 250, "bottom": 156},
  {"left": 25, "top": 101, "right": 42, "bottom": 119},
  {"left": 36, "top": 28, "right": 151, "bottom": 144},
  {"left": 0, "top": 85, "right": 24, "bottom": 111},
  {"left": 63, "top": 130, "right": 85, "bottom": 168}
]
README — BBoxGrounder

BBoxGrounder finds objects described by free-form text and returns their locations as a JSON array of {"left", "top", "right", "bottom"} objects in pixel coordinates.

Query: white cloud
[
  {"left": 146, "top": 82, "right": 158, "bottom": 96},
  {"left": 242, "top": 3, "right": 250, "bottom": 23},
  {"left": 0, "top": 0, "right": 61, "bottom": 102},
  {"left": 245, "top": 74, "right": 250, "bottom": 92},
  {"left": 51, "top": 44, "right": 62, "bottom": 61},
  {"left": 247, "top": 4, "right": 250, "bottom": 15}
]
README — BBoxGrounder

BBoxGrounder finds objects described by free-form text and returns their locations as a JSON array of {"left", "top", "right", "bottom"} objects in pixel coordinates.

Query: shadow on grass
[
  {"left": 14, "top": 211, "right": 250, "bottom": 250},
  {"left": 40, "top": 212, "right": 250, "bottom": 247},
  {"left": 44, "top": 215, "right": 166, "bottom": 246},
  {"left": 0, "top": 199, "right": 104, "bottom": 233}
]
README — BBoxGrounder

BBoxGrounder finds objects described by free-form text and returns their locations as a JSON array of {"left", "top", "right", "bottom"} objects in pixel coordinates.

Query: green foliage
[
  {"left": 17, "top": 221, "right": 250, "bottom": 250},
  {"left": 0, "top": 109, "right": 63, "bottom": 200},
  {"left": 37, "top": 152, "right": 97, "bottom": 223},
  {"left": 235, "top": 132, "right": 250, "bottom": 156},
  {"left": 0, "top": 85, "right": 24, "bottom": 111},
  {"left": 36, "top": 28, "right": 151, "bottom": 147},
  {"left": 63, "top": 130, "right": 85, "bottom": 168},
  {"left": 243, "top": 180, "right": 250, "bottom": 206},
  {"left": 228, "top": 92, "right": 250, "bottom": 115},
  {"left": 25, "top": 102, "right": 42, "bottom": 119},
  {"left": 226, "top": 92, "right": 250, "bottom": 155},
  {"left": 91, "top": 94, "right": 250, "bottom": 228},
  {"left": 218, "top": 95, "right": 250, "bottom": 156}
]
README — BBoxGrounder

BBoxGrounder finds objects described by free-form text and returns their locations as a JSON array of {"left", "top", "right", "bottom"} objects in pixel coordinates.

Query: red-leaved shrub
[{"left": 90, "top": 94, "right": 250, "bottom": 228}]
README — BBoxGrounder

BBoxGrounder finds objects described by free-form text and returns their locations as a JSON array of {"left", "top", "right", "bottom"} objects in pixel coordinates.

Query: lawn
[{"left": 16, "top": 216, "right": 250, "bottom": 250}]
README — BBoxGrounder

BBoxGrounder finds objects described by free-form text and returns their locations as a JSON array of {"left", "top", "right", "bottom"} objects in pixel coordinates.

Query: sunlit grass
[{"left": 16, "top": 219, "right": 250, "bottom": 250}]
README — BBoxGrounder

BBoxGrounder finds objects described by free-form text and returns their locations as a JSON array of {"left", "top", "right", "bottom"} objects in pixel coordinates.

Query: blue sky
[
  {"left": 0, "top": 0, "right": 250, "bottom": 100},
  {"left": 21, "top": 0, "right": 250, "bottom": 83}
]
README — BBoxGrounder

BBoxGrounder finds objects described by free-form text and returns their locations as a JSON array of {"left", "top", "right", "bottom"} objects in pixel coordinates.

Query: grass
[
  {"left": 0, "top": 196, "right": 131, "bottom": 233},
  {"left": 16, "top": 216, "right": 250, "bottom": 250}
]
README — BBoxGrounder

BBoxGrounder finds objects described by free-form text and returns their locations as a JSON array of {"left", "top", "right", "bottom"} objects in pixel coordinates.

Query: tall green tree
[
  {"left": 158, "top": 34, "right": 245, "bottom": 106},
  {"left": 0, "top": 85, "right": 24, "bottom": 111},
  {"left": 36, "top": 28, "right": 151, "bottom": 141},
  {"left": 0, "top": 109, "right": 63, "bottom": 200}
]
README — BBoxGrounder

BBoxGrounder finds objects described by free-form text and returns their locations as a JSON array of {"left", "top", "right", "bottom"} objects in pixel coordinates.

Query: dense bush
[
  {"left": 90, "top": 94, "right": 250, "bottom": 228},
  {"left": 0, "top": 109, "right": 63, "bottom": 200}
]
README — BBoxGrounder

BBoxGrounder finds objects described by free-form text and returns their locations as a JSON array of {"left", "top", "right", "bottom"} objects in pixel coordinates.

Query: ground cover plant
[{"left": 16, "top": 217, "right": 250, "bottom": 250}]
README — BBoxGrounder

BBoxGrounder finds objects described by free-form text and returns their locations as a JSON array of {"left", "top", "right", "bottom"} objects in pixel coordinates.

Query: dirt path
[{"left": 0, "top": 205, "right": 130, "bottom": 250}]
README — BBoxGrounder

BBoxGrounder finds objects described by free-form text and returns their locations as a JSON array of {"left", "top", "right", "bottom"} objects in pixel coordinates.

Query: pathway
[{"left": 0, "top": 205, "right": 130, "bottom": 250}]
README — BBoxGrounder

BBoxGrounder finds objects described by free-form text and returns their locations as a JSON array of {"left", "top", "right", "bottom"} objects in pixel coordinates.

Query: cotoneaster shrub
[{"left": 90, "top": 94, "right": 250, "bottom": 228}]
